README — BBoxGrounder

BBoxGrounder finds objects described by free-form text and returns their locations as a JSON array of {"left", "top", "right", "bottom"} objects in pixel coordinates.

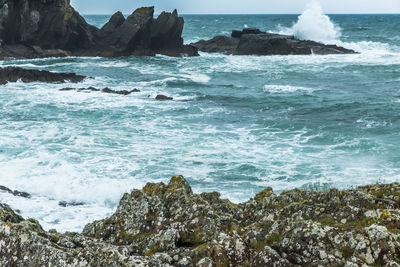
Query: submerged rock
[
  {"left": 102, "top": 87, "right": 141, "bottom": 95},
  {"left": 0, "top": 185, "right": 31, "bottom": 198},
  {"left": 58, "top": 201, "right": 85, "bottom": 207},
  {"left": 155, "top": 94, "right": 173, "bottom": 100},
  {"left": 1, "top": 176, "right": 400, "bottom": 266},
  {"left": 192, "top": 28, "right": 357, "bottom": 55},
  {"left": 0, "top": 1, "right": 198, "bottom": 59},
  {"left": 0, "top": 67, "right": 85, "bottom": 84},
  {"left": 60, "top": 87, "right": 140, "bottom": 95}
]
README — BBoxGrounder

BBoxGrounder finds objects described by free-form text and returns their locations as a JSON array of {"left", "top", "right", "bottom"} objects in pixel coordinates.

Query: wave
[
  {"left": 273, "top": 1, "right": 400, "bottom": 55},
  {"left": 263, "top": 85, "right": 316, "bottom": 94},
  {"left": 336, "top": 40, "right": 399, "bottom": 55},
  {"left": 277, "top": 0, "right": 341, "bottom": 44},
  {"left": 179, "top": 73, "right": 211, "bottom": 83}
]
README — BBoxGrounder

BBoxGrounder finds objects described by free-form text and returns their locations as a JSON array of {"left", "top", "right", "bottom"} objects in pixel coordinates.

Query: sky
[{"left": 70, "top": 0, "right": 400, "bottom": 15}]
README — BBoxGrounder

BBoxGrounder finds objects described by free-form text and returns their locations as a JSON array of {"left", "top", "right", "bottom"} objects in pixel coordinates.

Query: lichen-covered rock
[
  {"left": 0, "top": 206, "right": 170, "bottom": 266},
  {"left": 2, "top": 176, "right": 400, "bottom": 266}
]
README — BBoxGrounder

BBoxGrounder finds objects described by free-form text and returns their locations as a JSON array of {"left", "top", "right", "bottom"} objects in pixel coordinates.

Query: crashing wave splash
[{"left": 279, "top": 0, "right": 342, "bottom": 44}]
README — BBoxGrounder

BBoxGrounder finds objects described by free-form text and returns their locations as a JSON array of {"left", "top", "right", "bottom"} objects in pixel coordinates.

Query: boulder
[
  {"left": 0, "top": 66, "right": 85, "bottom": 84},
  {"left": 0, "top": 1, "right": 198, "bottom": 59},
  {"left": 155, "top": 94, "right": 173, "bottom": 100},
  {"left": 192, "top": 28, "right": 357, "bottom": 55}
]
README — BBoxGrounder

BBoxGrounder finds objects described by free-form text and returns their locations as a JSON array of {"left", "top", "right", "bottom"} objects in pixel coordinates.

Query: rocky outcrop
[
  {"left": 192, "top": 28, "right": 356, "bottom": 55},
  {"left": 0, "top": 66, "right": 85, "bottom": 84},
  {"left": 0, "top": 1, "right": 198, "bottom": 59},
  {"left": 1, "top": 176, "right": 400, "bottom": 266}
]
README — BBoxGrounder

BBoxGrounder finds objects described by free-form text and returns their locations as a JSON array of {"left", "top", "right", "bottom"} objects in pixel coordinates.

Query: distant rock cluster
[
  {"left": 1, "top": 176, "right": 400, "bottom": 266},
  {"left": 192, "top": 28, "right": 356, "bottom": 55},
  {"left": 0, "top": 0, "right": 356, "bottom": 60}
]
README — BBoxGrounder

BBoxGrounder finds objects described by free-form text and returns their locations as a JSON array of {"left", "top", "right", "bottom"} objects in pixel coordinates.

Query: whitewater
[{"left": 0, "top": 3, "right": 400, "bottom": 232}]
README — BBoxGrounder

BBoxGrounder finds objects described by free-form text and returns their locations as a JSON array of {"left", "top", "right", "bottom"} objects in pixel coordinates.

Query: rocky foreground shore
[{"left": 1, "top": 176, "right": 400, "bottom": 266}]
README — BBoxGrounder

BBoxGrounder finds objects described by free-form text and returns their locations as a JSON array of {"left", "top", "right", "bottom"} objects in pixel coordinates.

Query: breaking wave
[{"left": 278, "top": 0, "right": 342, "bottom": 44}]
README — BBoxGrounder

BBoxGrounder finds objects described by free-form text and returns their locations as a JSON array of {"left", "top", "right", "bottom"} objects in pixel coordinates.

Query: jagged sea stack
[{"left": 0, "top": 0, "right": 198, "bottom": 59}]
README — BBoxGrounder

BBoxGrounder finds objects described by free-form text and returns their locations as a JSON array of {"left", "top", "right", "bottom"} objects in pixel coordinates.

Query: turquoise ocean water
[{"left": 0, "top": 11, "right": 399, "bottom": 231}]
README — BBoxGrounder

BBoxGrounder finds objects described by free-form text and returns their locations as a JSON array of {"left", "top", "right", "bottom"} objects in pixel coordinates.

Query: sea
[{"left": 1, "top": 4, "right": 399, "bottom": 232}]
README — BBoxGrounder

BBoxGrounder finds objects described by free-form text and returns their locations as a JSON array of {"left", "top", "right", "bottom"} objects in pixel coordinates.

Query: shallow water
[{"left": 0, "top": 13, "right": 399, "bottom": 232}]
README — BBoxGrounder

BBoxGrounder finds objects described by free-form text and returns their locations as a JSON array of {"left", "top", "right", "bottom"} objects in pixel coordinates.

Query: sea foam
[
  {"left": 278, "top": 0, "right": 341, "bottom": 44},
  {"left": 263, "top": 85, "right": 315, "bottom": 94}
]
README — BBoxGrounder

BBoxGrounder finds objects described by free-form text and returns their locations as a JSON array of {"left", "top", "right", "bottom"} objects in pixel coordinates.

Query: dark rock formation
[
  {"left": 193, "top": 36, "right": 240, "bottom": 54},
  {"left": 2, "top": 176, "right": 400, "bottom": 266},
  {"left": 0, "top": 66, "right": 85, "bottom": 84},
  {"left": 155, "top": 94, "right": 173, "bottom": 100},
  {"left": 102, "top": 87, "right": 140, "bottom": 95},
  {"left": 60, "top": 86, "right": 140, "bottom": 95},
  {"left": 192, "top": 28, "right": 357, "bottom": 55},
  {"left": 58, "top": 201, "right": 85, "bottom": 207},
  {"left": 0, "top": 0, "right": 96, "bottom": 51},
  {"left": 0, "top": 1, "right": 198, "bottom": 59},
  {"left": 0, "top": 185, "right": 30, "bottom": 198}
]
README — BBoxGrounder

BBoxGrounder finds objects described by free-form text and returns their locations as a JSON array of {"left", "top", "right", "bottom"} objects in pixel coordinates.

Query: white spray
[{"left": 279, "top": 0, "right": 341, "bottom": 44}]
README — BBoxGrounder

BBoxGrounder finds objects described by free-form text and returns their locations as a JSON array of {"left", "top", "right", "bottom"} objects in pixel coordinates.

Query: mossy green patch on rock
[
  {"left": 142, "top": 182, "right": 167, "bottom": 196},
  {"left": 254, "top": 187, "right": 274, "bottom": 202}
]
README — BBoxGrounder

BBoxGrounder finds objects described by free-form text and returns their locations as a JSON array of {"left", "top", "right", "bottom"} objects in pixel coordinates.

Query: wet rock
[
  {"left": 0, "top": 1, "right": 198, "bottom": 59},
  {"left": 192, "top": 28, "right": 357, "bottom": 55},
  {"left": 2, "top": 177, "right": 400, "bottom": 266},
  {"left": 155, "top": 94, "right": 173, "bottom": 100},
  {"left": 60, "top": 86, "right": 140, "bottom": 95},
  {"left": 58, "top": 87, "right": 75, "bottom": 91},
  {"left": 0, "top": 67, "right": 85, "bottom": 84},
  {"left": 192, "top": 36, "right": 239, "bottom": 54},
  {"left": 0, "top": 185, "right": 31, "bottom": 198},
  {"left": 102, "top": 87, "right": 140, "bottom": 95},
  {"left": 78, "top": 87, "right": 100, "bottom": 92},
  {"left": 58, "top": 201, "right": 85, "bottom": 208}
]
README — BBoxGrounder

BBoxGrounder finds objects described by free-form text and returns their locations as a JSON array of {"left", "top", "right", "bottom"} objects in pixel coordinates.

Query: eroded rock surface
[
  {"left": 192, "top": 28, "right": 357, "bottom": 55},
  {"left": 0, "top": 66, "right": 85, "bottom": 84},
  {"left": 0, "top": 1, "right": 198, "bottom": 59},
  {"left": 1, "top": 176, "right": 400, "bottom": 266}
]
